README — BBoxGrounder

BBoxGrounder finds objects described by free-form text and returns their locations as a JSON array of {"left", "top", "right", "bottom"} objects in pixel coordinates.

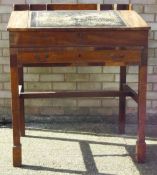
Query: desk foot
[
  {"left": 136, "top": 141, "right": 146, "bottom": 163},
  {"left": 13, "top": 145, "right": 22, "bottom": 167}
]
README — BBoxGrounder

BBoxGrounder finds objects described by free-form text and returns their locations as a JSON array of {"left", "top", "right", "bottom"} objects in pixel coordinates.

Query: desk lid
[{"left": 7, "top": 10, "right": 150, "bottom": 31}]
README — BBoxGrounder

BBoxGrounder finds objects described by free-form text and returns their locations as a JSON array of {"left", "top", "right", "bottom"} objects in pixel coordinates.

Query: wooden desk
[{"left": 7, "top": 6, "right": 149, "bottom": 166}]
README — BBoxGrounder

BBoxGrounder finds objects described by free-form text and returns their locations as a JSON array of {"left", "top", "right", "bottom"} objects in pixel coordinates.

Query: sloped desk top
[{"left": 7, "top": 10, "right": 149, "bottom": 31}]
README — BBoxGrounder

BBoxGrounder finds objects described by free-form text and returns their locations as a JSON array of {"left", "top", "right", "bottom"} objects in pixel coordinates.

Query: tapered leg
[
  {"left": 136, "top": 64, "right": 147, "bottom": 163},
  {"left": 119, "top": 66, "right": 126, "bottom": 134},
  {"left": 19, "top": 67, "right": 25, "bottom": 136},
  {"left": 136, "top": 50, "right": 147, "bottom": 163},
  {"left": 10, "top": 49, "right": 22, "bottom": 167}
]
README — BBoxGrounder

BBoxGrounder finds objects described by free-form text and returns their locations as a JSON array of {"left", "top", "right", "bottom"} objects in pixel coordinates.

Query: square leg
[
  {"left": 136, "top": 56, "right": 147, "bottom": 163},
  {"left": 119, "top": 66, "right": 126, "bottom": 134},
  {"left": 18, "top": 67, "right": 25, "bottom": 136},
  {"left": 10, "top": 49, "right": 22, "bottom": 167}
]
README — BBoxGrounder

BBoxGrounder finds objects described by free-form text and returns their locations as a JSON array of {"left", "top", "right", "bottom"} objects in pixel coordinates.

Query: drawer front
[
  {"left": 10, "top": 31, "right": 81, "bottom": 48},
  {"left": 81, "top": 30, "right": 148, "bottom": 47},
  {"left": 17, "top": 47, "right": 141, "bottom": 66},
  {"left": 10, "top": 30, "right": 148, "bottom": 48}
]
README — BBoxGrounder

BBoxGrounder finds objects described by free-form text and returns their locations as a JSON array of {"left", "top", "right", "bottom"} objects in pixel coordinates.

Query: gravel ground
[{"left": 1, "top": 122, "right": 157, "bottom": 175}]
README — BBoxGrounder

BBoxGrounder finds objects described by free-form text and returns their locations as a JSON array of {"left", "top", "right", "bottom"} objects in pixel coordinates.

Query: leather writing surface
[{"left": 30, "top": 11, "right": 126, "bottom": 28}]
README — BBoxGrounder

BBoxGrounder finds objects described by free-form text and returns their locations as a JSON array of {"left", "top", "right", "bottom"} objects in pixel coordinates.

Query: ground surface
[{"left": 1, "top": 122, "right": 157, "bottom": 175}]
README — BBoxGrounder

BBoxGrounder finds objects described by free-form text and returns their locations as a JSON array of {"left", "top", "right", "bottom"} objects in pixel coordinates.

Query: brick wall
[{"left": 0, "top": 0, "right": 157, "bottom": 120}]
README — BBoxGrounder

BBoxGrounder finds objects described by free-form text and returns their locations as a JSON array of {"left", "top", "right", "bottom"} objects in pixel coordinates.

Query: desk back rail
[{"left": 14, "top": 3, "right": 132, "bottom": 11}]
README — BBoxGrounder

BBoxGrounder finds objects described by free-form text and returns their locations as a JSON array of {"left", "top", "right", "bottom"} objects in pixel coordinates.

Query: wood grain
[
  {"left": 17, "top": 48, "right": 141, "bottom": 66},
  {"left": 47, "top": 4, "right": 97, "bottom": 10},
  {"left": 9, "top": 30, "right": 148, "bottom": 48}
]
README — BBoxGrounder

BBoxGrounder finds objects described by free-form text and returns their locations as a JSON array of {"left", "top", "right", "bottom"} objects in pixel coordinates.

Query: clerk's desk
[{"left": 7, "top": 7, "right": 150, "bottom": 166}]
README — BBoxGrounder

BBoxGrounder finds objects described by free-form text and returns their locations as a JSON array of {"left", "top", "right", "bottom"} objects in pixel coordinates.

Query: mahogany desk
[{"left": 7, "top": 6, "right": 149, "bottom": 166}]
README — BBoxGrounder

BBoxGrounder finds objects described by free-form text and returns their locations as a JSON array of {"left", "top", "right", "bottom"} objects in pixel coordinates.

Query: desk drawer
[
  {"left": 10, "top": 30, "right": 147, "bottom": 48},
  {"left": 17, "top": 47, "right": 141, "bottom": 66},
  {"left": 82, "top": 31, "right": 148, "bottom": 47},
  {"left": 10, "top": 31, "right": 81, "bottom": 47}
]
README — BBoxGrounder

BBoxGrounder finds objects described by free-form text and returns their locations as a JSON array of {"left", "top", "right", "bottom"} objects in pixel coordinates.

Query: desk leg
[
  {"left": 119, "top": 66, "right": 126, "bottom": 134},
  {"left": 136, "top": 61, "right": 147, "bottom": 163},
  {"left": 10, "top": 51, "right": 22, "bottom": 167},
  {"left": 19, "top": 67, "right": 25, "bottom": 136}
]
